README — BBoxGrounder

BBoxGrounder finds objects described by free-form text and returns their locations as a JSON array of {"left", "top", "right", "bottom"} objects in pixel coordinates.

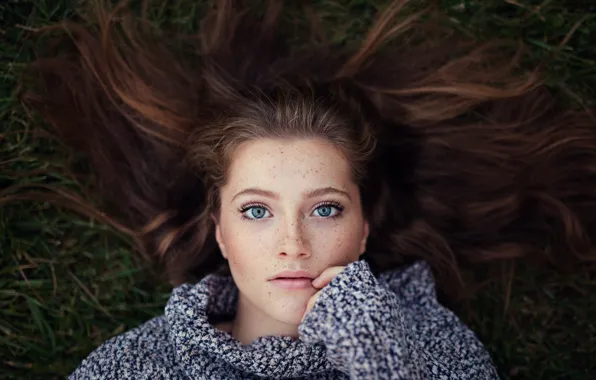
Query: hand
[{"left": 301, "top": 266, "right": 346, "bottom": 322}]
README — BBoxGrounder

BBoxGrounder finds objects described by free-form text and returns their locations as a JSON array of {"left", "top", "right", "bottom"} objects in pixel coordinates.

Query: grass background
[{"left": 1, "top": 0, "right": 595, "bottom": 378}]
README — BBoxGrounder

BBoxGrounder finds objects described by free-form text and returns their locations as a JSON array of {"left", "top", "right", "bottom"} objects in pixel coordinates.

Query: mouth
[
  {"left": 269, "top": 277, "right": 313, "bottom": 290},
  {"left": 269, "top": 270, "right": 314, "bottom": 281},
  {"left": 268, "top": 270, "right": 316, "bottom": 289}
]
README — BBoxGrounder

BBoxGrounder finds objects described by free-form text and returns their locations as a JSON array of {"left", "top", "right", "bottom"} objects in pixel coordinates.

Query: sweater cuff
[{"left": 298, "top": 260, "right": 383, "bottom": 345}]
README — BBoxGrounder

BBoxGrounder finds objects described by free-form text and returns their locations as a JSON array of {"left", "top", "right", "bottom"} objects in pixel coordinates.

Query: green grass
[{"left": 1, "top": 0, "right": 595, "bottom": 378}]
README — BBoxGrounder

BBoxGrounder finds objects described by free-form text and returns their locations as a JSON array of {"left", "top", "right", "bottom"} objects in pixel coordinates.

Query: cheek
[
  {"left": 222, "top": 221, "right": 276, "bottom": 269},
  {"left": 310, "top": 221, "right": 362, "bottom": 263}
]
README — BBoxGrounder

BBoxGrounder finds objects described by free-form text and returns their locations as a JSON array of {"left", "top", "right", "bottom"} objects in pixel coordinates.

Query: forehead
[{"left": 223, "top": 138, "right": 353, "bottom": 194}]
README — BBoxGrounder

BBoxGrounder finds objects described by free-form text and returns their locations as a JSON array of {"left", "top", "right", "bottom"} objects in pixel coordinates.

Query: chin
[
  {"left": 268, "top": 300, "right": 308, "bottom": 325},
  {"left": 273, "top": 312, "right": 304, "bottom": 326}
]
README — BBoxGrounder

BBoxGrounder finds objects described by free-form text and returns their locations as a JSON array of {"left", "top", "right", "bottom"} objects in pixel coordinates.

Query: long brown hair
[{"left": 19, "top": 0, "right": 596, "bottom": 294}]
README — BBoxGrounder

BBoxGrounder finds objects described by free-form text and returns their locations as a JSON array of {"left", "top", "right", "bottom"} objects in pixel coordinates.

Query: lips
[
  {"left": 275, "top": 276, "right": 311, "bottom": 279},
  {"left": 270, "top": 277, "right": 313, "bottom": 290},
  {"left": 269, "top": 270, "right": 314, "bottom": 280}
]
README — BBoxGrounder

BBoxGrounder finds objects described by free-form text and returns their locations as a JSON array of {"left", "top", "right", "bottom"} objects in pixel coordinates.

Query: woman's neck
[{"left": 229, "top": 293, "right": 299, "bottom": 345}]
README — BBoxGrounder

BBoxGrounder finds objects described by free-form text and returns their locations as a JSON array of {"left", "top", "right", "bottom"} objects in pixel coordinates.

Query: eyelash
[{"left": 238, "top": 201, "right": 345, "bottom": 222}]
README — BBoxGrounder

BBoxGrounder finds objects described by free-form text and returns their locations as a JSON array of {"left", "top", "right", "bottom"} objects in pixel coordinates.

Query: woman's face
[{"left": 213, "top": 138, "right": 369, "bottom": 326}]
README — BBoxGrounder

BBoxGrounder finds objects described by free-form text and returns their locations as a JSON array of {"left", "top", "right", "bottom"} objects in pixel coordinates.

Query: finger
[
  {"left": 302, "top": 290, "right": 321, "bottom": 322},
  {"left": 312, "top": 266, "right": 345, "bottom": 289},
  {"left": 312, "top": 266, "right": 344, "bottom": 288},
  {"left": 306, "top": 291, "right": 318, "bottom": 313}
]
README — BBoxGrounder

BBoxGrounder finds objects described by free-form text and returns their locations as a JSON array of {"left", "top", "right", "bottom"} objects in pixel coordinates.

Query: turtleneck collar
[{"left": 164, "top": 274, "right": 334, "bottom": 378}]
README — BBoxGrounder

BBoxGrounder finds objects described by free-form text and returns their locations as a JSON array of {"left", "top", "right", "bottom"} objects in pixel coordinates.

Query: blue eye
[
  {"left": 313, "top": 203, "right": 343, "bottom": 218},
  {"left": 239, "top": 202, "right": 343, "bottom": 221},
  {"left": 240, "top": 205, "right": 271, "bottom": 220}
]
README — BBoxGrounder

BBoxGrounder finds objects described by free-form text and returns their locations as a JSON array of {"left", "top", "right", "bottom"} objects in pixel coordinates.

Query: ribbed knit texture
[{"left": 70, "top": 260, "right": 499, "bottom": 379}]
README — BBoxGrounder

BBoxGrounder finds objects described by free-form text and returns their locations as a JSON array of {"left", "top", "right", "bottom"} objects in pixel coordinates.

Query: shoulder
[{"left": 69, "top": 316, "right": 178, "bottom": 379}]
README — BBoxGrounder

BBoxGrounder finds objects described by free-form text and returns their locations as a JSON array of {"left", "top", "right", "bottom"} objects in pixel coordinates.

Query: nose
[{"left": 278, "top": 218, "right": 311, "bottom": 259}]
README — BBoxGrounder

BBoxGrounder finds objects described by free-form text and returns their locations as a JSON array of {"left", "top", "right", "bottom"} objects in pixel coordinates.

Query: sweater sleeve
[{"left": 298, "top": 260, "right": 499, "bottom": 379}]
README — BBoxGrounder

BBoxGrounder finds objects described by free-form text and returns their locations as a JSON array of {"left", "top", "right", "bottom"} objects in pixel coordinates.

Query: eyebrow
[{"left": 231, "top": 186, "right": 351, "bottom": 202}]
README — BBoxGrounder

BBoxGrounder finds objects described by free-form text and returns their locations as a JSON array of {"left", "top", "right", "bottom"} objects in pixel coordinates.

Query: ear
[
  {"left": 211, "top": 213, "right": 228, "bottom": 259},
  {"left": 359, "top": 220, "right": 369, "bottom": 254}
]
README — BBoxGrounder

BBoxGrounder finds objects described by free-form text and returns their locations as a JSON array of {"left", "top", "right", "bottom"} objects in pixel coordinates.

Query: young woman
[{"left": 21, "top": 0, "right": 596, "bottom": 378}]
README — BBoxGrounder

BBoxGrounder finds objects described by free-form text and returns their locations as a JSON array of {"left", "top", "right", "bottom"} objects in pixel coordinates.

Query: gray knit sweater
[{"left": 70, "top": 260, "right": 499, "bottom": 379}]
